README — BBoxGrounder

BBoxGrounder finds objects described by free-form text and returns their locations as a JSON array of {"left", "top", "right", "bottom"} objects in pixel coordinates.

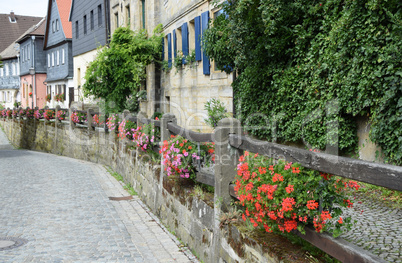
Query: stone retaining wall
[{"left": 0, "top": 118, "right": 280, "bottom": 263}]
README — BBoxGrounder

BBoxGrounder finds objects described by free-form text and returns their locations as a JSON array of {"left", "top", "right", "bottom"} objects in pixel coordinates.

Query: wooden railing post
[
  {"left": 87, "top": 108, "right": 94, "bottom": 130},
  {"left": 69, "top": 108, "right": 75, "bottom": 128},
  {"left": 55, "top": 105, "right": 61, "bottom": 123},
  {"left": 214, "top": 118, "right": 242, "bottom": 212},
  {"left": 136, "top": 111, "right": 147, "bottom": 127},
  {"left": 159, "top": 113, "right": 177, "bottom": 181},
  {"left": 160, "top": 113, "right": 176, "bottom": 142}
]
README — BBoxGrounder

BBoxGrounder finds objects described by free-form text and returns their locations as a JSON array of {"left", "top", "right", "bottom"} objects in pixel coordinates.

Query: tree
[
  {"left": 83, "top": 25, "right": 163, "bottom": 113},
  {"left": 204, "top": 0, "right": 402, "bottom": 164}
]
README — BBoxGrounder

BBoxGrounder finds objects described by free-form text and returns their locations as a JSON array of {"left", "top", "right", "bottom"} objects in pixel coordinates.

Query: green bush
[{"left": 204, "top": 0, "right": 402, "bottom": 164}]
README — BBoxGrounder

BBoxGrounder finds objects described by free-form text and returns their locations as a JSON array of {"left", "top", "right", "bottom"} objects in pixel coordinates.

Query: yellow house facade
[{"left": 110, "top": 0, "right": 233, "bottom": 132}]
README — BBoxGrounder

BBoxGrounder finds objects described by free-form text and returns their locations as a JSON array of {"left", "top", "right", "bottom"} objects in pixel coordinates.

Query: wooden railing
[{"left": 3, "top": 108, "right": 399, "bottom": 263}]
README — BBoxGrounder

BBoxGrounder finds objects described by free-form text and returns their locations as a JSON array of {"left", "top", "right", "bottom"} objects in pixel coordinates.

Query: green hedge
[{"left": 204, "top": 0, "right": 401, "bottom": 164}]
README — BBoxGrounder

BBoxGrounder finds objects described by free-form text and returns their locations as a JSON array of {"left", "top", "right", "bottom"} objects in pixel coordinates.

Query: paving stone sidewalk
[
  {"left": 0, "top": 131, "right": 198, "bottom": 262},
  {"left": 341, "top": 193, "right": 401, "bottom": 263}
]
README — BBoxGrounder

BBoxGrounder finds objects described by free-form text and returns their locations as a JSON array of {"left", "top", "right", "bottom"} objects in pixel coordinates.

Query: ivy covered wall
[{"left": 204, "top": 0, "right": 401, "bottom": 164}]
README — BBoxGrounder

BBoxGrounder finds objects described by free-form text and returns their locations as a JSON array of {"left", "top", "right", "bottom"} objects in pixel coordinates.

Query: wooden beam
[
  {"left": 167, "top": 122, "right": 213, "bottom": 142},
  {"left": 229, "top": 134, "right": 402, "bottom": 191}
]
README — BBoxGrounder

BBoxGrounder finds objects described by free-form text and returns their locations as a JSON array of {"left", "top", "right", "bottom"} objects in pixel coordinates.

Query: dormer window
[
  {"left": 56, "top": 19, "right": 59, "bottom": 31},
  {"left": 52, "top": 21, "right": 55, "bottom": 32}
]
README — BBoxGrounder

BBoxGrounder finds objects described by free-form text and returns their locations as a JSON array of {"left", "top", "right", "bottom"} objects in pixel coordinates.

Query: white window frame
[
  {"left": 48, "top": 54, "right": 51, "bottom": 68},
  {"left": 27, "top": 44, "right": 30, "bottom": 60},
  {"left": 62, "top": 49, "right": 65, "bottom": 64},
  {"left": 0, "top": 68, "right": 3, "bottom": 77},
  {"left": 57, "top": 50, "right": 60, "bottom": 66},
  {"left": 52, "top": 52, "right": 55, "bottom": 67}
]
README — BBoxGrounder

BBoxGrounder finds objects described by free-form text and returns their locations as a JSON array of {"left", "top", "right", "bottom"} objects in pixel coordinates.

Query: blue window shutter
[
  {"left": 182, "top": 22, "right": 189, "bottom": 64},
  {"left": 194, "top": 16, "right": 201, "bottom": 61},
  {"left": 201, "top": 11, "right": 210, "bottom": 75},
  {"left": 161, "top": 38, "right": 164, "bottom": 61},
  {"left": 173, "top": 29, "right": 177, "bottom": 58},
  {"left": 167, "top": 33, "right": 172, "bottom": 68}
]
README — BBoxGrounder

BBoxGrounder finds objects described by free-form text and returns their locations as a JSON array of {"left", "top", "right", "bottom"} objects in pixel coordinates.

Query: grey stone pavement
[
  {"left": 0, "top": 129, "right": 198, "bottom": 262},
  {"left": 341, "top": 193, "right": 401, "bottom": 263}
]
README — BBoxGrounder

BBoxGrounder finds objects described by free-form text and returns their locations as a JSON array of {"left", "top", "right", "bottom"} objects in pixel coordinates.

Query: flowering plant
[
  {"left": 55, "top": 93, "right": 64, "bottom": 102},
  {"left": 44, "top": 109, "right": 55, "bottom": 120},
  {"left": 161, "top": 135, "right": 206, "bottom": 181},
  {"left": 117, "top": 119, "right": 137, "bottom": 140},
  {"left": 92, "top": 114, "right": 105, "bottom": 126},
  {"left": 34, "top": 109, "right": 43, "bottom": 120},
  {"left": 19, "top": 109, "right": 26, "bottom": 117},
  {"left": 70, "top": 111, "right": 87, "bottom": 123},
  {"left": 45, "top": 94, "right": 51, "bottom": 103},
  {"left": 5, "top": 109, "right": 12, "bottom": 119},
  {"left": 29, "top": 92, "right": 33, "bottom": 97},
  {"left": 234, "top": 152, "right": 359, "bottom": 237},
  {"left": 12, "top": 109, "right": 18, "bottom": 118},
  {"left": 26, "top": 108, "right": 34, "bottom": 119},
  {"left": 106, "top": 114, "right": 120, "bottom": 131},
  {"left": 56, "top": 110, "right": 67, "bottom": 120},
  {"left": 131, "top": 123, "right": 160, "bottom": 154},
  {"left": 1, "top": 109, "right": 9, "bottom": 118}
]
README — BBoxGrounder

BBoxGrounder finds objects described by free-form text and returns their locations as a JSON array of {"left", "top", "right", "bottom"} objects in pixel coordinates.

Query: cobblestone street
[
  {"left": 0, "top": 129, "right": 197, "bottom": 262},
  {"left": 341, "top": 192, "right": 402, "bottom": 262}
]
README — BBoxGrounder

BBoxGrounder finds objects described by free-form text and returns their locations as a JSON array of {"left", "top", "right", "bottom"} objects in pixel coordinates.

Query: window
[
  {"left": 12, "top": 63, "right": 16, "bottom": 75},
  {"left": 57, "top": 50, "right": 60, "bottom": 66},
  {"left": 75, "top": 21, "right": 79, "bottom": 38},
  {"left": 62, "top": 49, "right": 65, "bottom": 64},
  {"left": 83, "top": 15, "right": 87, "bottom": 35},
  {"left": 52, "top": 21, "right": 55, "bottom": 32},
  {"left": 0, "top": 68, "right": 3, "bottom": 77},
  {"left": 52, "top": 52, "right": 54, "bottom": 67},
  {"left": 90, "top": 10, "right": 94, "bottom": 30},
  {"left": 56, "top": 19, "right": 59, "bottom": 31},
  {"left": 27, "top": 44, "right": 30, "bottom": 60},
  {"left": 47, "top": 85, "right": 52, "bottom": 100},
  {"left": 5, "top": 64, "right": 9, "bottom": 76},
  {"left": 21, "top": 48, "right": 24, "bottom": 61},
  {"left": 25, "top": 47, "right": 28, "bottom": 61},
  {"left": 115, "top": 12, "right": 119, "bottom": 29},
  {"left": 98, "top": 5, "right": 102, "bottom": 27},
  {"left": 48, "top": 54, "right": 50, "bottom": 68},
  {"left": 181, "top": 23, "right": 189, "bottom": 64},
  {"left": 16, "top": 63, "right": 19, "bottom": 75},
  {"left": 126, "top": 5, "right": 130, "bottom": 26}
]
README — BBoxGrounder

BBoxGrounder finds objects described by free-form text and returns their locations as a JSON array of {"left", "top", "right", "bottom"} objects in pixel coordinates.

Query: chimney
[{"left": 9, "top": 12, "right": 16, "bottom": 23}]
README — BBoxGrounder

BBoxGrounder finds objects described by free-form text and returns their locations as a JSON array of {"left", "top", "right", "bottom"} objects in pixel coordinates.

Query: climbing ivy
[
  {"left": 204, "top": 0, "right": 402, "bottom": 164},
  {"left": 83, "top": 25, "right": 164, "bottom": 113}
]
